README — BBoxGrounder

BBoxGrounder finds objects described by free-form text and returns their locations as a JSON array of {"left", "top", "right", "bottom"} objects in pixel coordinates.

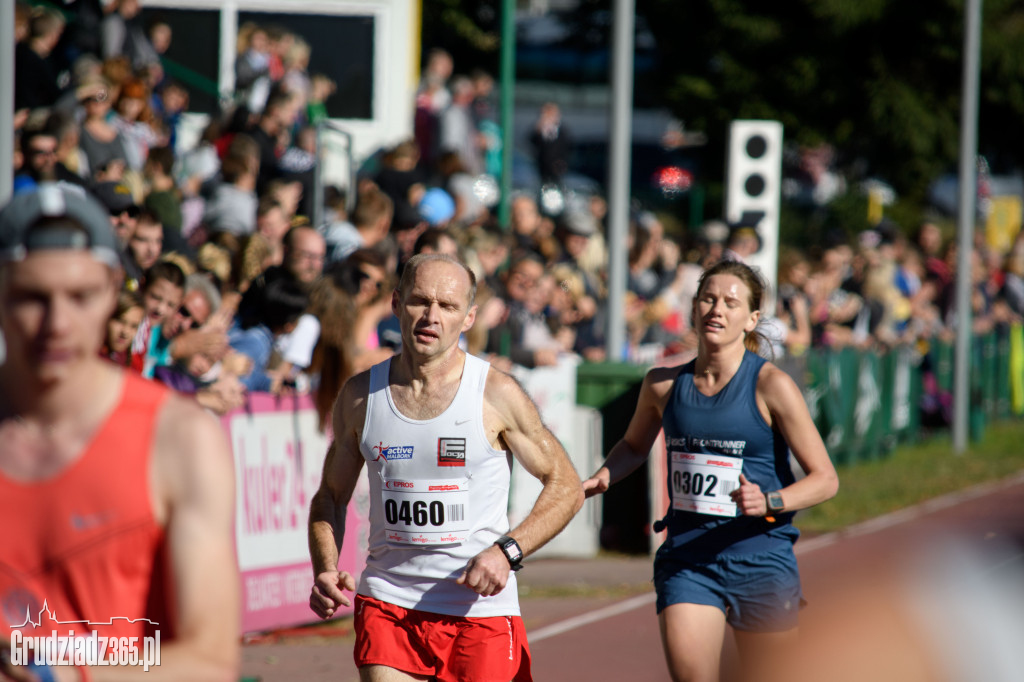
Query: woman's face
[
  {"left": 117, "top": 96, "right": 145, "bottom": 122},
  {"left": 84, "top": 89, "right": 111, "bottom": 118},
  {"left": 355, "top": 264, "right": 388, "bottom": 308},
  {"left": 107, "top": 305, "right": 144, "bottom": 353},
  {"left": 694, "top": 274, "right": 759, "bottom": 347}
]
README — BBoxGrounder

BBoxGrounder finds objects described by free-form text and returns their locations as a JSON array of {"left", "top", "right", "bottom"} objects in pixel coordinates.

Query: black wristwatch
[
  {"left": 494, "top": 535, "right": 524, "bottom": 572},
  {"left": 764, "top": 491, "right": 785, "bottom": 514}
]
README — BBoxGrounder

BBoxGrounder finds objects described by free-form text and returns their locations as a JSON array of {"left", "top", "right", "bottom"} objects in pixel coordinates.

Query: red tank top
[{"left": 0, "top": 373, "right": 170, "bottom": 640}]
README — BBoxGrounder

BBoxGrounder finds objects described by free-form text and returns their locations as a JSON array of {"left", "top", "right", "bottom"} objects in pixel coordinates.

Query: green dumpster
[{"left": 576, "top": 362, "right": 651, "bottom": 554}]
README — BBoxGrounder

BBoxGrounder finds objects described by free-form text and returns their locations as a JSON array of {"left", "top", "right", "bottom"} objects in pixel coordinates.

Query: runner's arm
[
  {"left": 457, "top": 370, "right": 582, "bottom": 597},
  {"left": 492, "top": 371, "right": 583, "bottom": 557},
  {"left": 758, "top": 364, "right": 839, "bottom": 512},
  {"left": 106, "top": 394, "right": 241, "bottom": 682},
  {"left": 583, "top": 366, "right": 676, "bottom": 497},
  {"left": 308, "top": 375, "right": 367, "bottom": 616}
]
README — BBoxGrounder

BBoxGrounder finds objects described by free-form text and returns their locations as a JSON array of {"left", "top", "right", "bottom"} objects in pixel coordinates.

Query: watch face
[
  {"left": 504, "top": 540, "right": 523, "bottom": 562},
  {"left": 767, "top": 492, "right": 784, "bottom": 511}
]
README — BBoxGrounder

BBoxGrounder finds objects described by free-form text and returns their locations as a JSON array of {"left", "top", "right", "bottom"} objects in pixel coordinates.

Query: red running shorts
[{"left": 353, "top": 595, "right": 532, "bottom": 682}]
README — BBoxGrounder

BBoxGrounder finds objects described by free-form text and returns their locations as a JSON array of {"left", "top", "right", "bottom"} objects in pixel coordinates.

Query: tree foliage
[
  {"left": 641, "top": 0, "right": 1024, "bottom": 203},
  {"left": 420, "top": 0, "right": 502, "bottom": 75}
]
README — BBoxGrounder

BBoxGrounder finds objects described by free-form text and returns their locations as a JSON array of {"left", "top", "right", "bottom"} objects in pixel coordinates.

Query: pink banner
[{"left": 222, "top": 393, "right": 369, "bottom": 633}]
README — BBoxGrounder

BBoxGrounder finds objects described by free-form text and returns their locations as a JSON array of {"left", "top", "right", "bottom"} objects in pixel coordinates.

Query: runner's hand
[
  {"left": 582, "top": 469, "right": 610, "bottom": 498},
  {"left": 309, "top": 570, "right": 356, "bottom": 619},
  {"left": 457, "top": 546, "right": 510, "bottom": 597},
  {"left": 730, "top": 474, "right": 766, "bottom": 516}
]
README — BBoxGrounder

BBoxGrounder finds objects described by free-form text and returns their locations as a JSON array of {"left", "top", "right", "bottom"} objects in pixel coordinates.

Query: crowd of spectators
[{"left": 11, "top": 1, "right": 1024, "bottom": 432}]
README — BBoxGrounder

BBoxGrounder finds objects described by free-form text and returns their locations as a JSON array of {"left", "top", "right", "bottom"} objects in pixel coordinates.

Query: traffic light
[{"left": 724, "top": 120, "right": 783, "bottom": 293}]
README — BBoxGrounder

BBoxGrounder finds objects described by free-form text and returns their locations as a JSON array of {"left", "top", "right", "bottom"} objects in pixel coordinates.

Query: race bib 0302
[
  {"left": 381, "top": 478, "right": 470, "bottom": 545},
  {"left": 669, "top": 451, "right": 742, "bottom": 517}
]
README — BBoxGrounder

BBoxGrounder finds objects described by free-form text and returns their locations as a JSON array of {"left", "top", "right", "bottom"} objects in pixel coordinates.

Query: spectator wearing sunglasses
[
  {"left": 91, "top": 179, "right": 147, "bottom": 287},
  {"left": 144, "top": 273, "right": 228, "bottom": 378},
  {"left": 13, "top": 127, "right": 61, "bottom": 195}
]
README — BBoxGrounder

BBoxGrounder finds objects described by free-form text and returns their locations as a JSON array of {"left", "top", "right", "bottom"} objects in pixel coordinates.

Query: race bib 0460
[
  {"left": 381, "top": 478, "right": 470, "bottom": 545},
  {"left": 669, "top": 452, "right": 742, "bottom": 517}
]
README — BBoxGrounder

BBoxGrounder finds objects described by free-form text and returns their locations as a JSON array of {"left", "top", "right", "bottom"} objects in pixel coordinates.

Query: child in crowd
[
  {"left": 102, "top": 289, "right": 145, "bottom": 367},
  {"left": 129, "top": 260, "right": 187, "bottom": 373}
]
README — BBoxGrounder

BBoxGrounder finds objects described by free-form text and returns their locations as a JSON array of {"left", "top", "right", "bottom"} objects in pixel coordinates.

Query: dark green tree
[
  {"left": 420, "top": 0, "right": 502, "bottom": 75},
  {"left": 642, "top": 0, "right": 1024, "bottom": 205}
]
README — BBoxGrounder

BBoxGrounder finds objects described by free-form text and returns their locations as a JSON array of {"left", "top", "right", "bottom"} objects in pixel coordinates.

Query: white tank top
[{"left": 356, "top": 353, "right": 520, "bottom": 617}]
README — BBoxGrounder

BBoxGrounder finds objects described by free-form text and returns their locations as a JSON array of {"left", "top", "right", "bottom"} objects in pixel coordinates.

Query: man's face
[
  {"left": 129, "top": 221, "right": 162, "bottom": 270},
  {"left": 25, "top": 135, "right": 58, "bottom": 181},
  {"left": 394, "top": 260, "right": 476, "bottom": 359},
  {"left": 162, "top": 289, "right": 211, "bottom": 340},
  {"left": 511, "top": 198, "right": 540, "bottom": 236},
  {"left": 142, "top": 278, "right": 183, "bottom": 326},
  {"left": 109, "top": 208, "right": 137, "bottom": 247},
  {"left": 563, "top": 232, "right": 590, "bottom": 259},
  {"left": 0, "top": 252, "right": 117, "bottom": 386},
  {"left": 257, "top": 207, "right": 290, "bottom": 243},
  {"left": 505, "top": 260, "right": 544, "bottom": 303},
  {"left": 286, "top": 230, "right": 326, "bottom": 284}
]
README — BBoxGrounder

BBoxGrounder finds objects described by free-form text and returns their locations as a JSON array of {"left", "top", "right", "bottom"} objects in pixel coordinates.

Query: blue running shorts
[{"left": 654, "top": 546, "right": 804, "bottom": 632}]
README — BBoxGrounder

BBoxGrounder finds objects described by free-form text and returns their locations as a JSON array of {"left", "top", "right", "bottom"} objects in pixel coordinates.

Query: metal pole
[
  {"left": 605, "top": 0, "right": 635, "bottom": 361},
  {"left": 498, "top": 0, "right": 516, "bottom": 228},
  {"left": 0, "top": 0, "right": 14, "bottom": 206},
  {"left": 953, "top": 0, "right": 983, "bottom": 453},
  {"left": 312, "top": 122, "right": 324, "bottom": 230}
]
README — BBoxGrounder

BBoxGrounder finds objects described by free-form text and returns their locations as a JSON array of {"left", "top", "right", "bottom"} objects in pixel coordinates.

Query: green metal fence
[{"left": 577, "top": 324, "right": 1024, "bottom": 468}]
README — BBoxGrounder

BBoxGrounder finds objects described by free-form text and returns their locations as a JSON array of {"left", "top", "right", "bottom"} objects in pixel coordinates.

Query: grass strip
[{"left": 796, "top": 419, "right": 1024, "bottom": 534}]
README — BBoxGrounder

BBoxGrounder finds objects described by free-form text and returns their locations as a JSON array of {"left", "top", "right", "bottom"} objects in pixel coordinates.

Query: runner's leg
[
  {"left": 733, "top": 628, "right": 797, "bottom": 682},
  {"left": 658, "top": 602, "right": 727, "bottom": 682},
  {"left": 359, "top": 664, "right": 433, "bottom": 681}
]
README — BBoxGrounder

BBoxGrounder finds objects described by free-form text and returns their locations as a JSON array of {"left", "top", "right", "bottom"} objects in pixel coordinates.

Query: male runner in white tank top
[{"left": 308, "top": 253, "right": 583, "bottom": 682}]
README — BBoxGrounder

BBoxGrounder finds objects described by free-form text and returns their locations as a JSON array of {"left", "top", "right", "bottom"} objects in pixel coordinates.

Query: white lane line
[
  {"left": 795, "top": 470, "right": 1024, "bottom": 555},
  {"left": 529, "top": 471, "right": 1024, "bottom": 641},
  {"left": 528, "top": 592, "right": 657, "bottom": 643}
]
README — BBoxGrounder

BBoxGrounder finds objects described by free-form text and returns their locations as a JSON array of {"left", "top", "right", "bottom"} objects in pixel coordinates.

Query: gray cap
[
  {"left": 561, "top": 210, "right": 597, "bottom": 236},
  {"left": 0, "top": 183, "right": 121, "bottom": 268}
]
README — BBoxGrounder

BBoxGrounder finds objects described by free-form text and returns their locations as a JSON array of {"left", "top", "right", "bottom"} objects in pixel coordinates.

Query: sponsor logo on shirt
[
  {"left": 437, "top": 438, "right": 466, "bottom": 466},
  {"left": 372, "top": 443, "right": 414, "bottom": 461}
]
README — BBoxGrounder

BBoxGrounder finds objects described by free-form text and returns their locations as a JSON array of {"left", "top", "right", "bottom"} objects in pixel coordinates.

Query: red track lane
[
  {"left": 527, "top": 473, "right": 1024, "bottom": 681},
  {"left": 241, "top": 473, "right": 1024, "bottom": 681}
]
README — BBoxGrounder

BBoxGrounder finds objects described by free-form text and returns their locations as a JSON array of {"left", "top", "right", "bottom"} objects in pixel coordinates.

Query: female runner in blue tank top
[{"left": 584, "top": 260, "right": 838, "bottom": 682}]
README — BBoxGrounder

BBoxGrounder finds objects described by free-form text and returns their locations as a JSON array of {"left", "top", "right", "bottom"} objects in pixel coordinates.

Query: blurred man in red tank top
[{"left": 0, "top": 185, "right": 239, "bottom": 682}]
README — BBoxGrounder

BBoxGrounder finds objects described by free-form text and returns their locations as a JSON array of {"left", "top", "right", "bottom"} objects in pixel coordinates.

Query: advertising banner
[{"left": 222, "top": 393, "right": 369, "bottom": 633}]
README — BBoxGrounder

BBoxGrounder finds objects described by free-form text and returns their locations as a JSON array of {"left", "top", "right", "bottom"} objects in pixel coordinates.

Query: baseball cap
[
  {"left": 91, "top": 180, "right": 139, "bottom": 216},
  {"left": 0, "top": 183, "right": 121, "bottom": 268}
]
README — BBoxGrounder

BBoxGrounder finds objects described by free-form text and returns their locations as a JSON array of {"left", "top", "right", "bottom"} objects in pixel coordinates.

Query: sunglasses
[
  {"left": 357, "top": 270, "right": 384, "bottom": 291},
  {"left": 110, "top": 205, "right": 141, "bottom": 218}
]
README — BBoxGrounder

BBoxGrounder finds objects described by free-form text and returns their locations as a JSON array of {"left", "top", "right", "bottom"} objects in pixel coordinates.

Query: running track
[
  {"left": 527, "top": 472, "right": 1024, "bottom": 681},
  {"left": 241, "top": 472, "right": 1024, "bottom": 681}
]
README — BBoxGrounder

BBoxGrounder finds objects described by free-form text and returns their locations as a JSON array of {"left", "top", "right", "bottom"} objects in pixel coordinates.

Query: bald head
[{"left": 398, "top": 253, "right": 477, "bottom": 307}]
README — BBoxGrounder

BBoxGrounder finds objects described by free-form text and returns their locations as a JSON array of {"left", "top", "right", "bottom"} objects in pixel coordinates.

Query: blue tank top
[{"left": 660, "top": 350, "right": 798, "bottom": 558}]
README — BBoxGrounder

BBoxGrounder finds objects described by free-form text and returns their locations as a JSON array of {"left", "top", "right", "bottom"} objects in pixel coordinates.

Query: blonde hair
[{"left": 197, "top": 243, "right": 233, "bottom": 286}]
